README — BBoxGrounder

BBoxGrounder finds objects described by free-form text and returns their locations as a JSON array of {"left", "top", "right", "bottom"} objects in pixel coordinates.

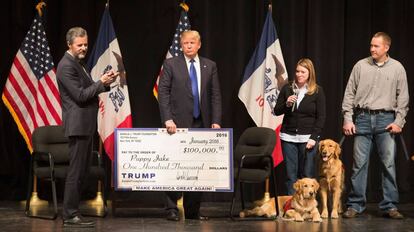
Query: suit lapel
[
  {"left": 79, "top": 63, "right": 93, "bottom": 82},
  {"left": 77, "top": 61, "right": 94, "bottom": 85},
  {"left": 178, "top": 56, "right": 193, "bottom": 98},
  {"left": 199, "top": 57, "right": 208, "bottom": 98},
  {"left": 65, "top": 52, "right": 93, "bottom": 85}
]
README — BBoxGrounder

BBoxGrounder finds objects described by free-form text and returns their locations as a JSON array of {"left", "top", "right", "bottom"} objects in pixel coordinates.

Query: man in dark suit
[
  {"left": 56, "top": 27, "right": 118, "bottom": 228},
  {"left": 158, "top": 30, "right": 222, "bottom": 221}
]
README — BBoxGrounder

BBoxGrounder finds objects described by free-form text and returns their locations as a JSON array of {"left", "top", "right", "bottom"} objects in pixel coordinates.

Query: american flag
[
  {"left": 153, "top": 4, "right": 191, "bottom": 99},
  {"left": 2, "top": 13, "right": 62, "bottom": 153}
]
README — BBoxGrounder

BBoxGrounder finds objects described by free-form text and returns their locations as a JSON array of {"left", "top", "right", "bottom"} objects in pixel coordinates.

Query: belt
[{"left": 355, "top": 108, "right": 394, "bottom": 115}]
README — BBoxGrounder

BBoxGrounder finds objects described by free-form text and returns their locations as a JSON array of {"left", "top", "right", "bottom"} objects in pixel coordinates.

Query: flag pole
[
  {"left": 254, "top": 3, "right": 276, "bottom": 214},
  {"left": 246, "top": 3, "right": 277, "bottom": 218},
  {"left": 84, "top": 138, "right": 105, "bottom": 216},
  {"left": 175, "top": 1, "right": 189, "bottom": 220},
  {"left": 23, "top": 1, "right": 49, "bottom": 209},
  {"left": 84, "top": 2, "right": 109, "bottom": 215},
  {"left": 256, "top": 2, "right": 273, "bottom": 208}
]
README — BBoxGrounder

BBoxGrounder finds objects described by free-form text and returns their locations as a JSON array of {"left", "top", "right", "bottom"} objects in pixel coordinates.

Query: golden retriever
[
  {"left": 239, "top": 197, "right": 276, "bottom": 218},
  {"left": 318, "top": 139, "right": 344, "bottom": 219},
  {"left": 284, "top": 178, "right": 322, "bottom": 222}
]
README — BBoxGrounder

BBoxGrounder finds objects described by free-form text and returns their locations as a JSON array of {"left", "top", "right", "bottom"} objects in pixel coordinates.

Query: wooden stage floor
[{"left": 1, "top": 201, "right": 413, "bottom": 232}]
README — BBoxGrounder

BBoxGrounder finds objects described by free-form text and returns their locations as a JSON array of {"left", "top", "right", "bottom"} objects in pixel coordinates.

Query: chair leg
[
  {"left": 51, "top": 177, "right": 58, "bottom": 219},
  {"left": 25, "top": 155, "right": 57, "bottom": 220},
  {"left": 271, "top": 167, "right": 279, "bottom": 217},
  {"left": 24, "top": 164, "right": 34, "bottom": 216},
  {"left": 49, "top": 154, "right": 58, "bottom": 220},
  {"left": 112, "top": 189, "right": 117, "bottom": 217},
  {"left": 101, "top": 180, "right": 107, "bottom": 217},
  {"left": 240, "top": 183, "right": 245, "bottom": 210},
  {"left": 229, "top": 180, "right": 239, "bottom": 220}
]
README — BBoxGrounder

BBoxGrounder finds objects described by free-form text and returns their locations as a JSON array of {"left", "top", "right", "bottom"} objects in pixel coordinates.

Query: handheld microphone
[{"left": 291, "top": 83, "right": 299, "bottom": 112}]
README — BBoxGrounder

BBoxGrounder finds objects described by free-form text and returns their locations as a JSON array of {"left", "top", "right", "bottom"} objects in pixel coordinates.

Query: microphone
[{"left": 291, "top": 83, "right": 299, "bottom": 112}]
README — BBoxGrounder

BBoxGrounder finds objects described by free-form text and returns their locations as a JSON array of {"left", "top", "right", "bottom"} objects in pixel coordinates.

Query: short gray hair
[
  {"left": 66, "top": 27, "right": 87, "bottom": 45},
  {"left": 373, "top": 32, "right": 391, "bottom": 46}
]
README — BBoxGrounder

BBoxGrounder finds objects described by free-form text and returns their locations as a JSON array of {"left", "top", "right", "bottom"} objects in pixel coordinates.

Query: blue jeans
[
  {"left": 282, "top": 140, "right": 318, "bottom": 195},
  {"left": 346, "top": 111, "right": 399, "bottom": 213}
]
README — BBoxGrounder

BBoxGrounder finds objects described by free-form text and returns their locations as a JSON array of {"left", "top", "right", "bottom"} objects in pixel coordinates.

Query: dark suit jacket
[
  {"left": 158, "top": 55, "right": 222, "bottom": 128},
  {"left": 56, "top": 52, "right": 108, "bottom": 137}
]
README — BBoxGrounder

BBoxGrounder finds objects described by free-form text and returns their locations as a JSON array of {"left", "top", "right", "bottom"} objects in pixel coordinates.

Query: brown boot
[
  {"left": 343, "top": 208, "right": 358, "bottom": 218},
  {"left": 383, "top": 209, "right": 404, "bottom": 219}
]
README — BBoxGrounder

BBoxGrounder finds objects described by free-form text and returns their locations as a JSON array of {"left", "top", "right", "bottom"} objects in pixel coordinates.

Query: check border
[{"left": 114, "top": 128, "right": 233, "bottom": 192}]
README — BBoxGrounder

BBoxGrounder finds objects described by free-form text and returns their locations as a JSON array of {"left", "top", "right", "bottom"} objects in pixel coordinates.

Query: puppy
[
  {"left": 318, "top": 139, "right": 344, "bottom": 219},
  {"left": 284, "top": 178, "right": 322, "bottom": 222}
]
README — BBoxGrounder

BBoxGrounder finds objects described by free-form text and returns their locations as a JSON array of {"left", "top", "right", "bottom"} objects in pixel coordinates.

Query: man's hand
[
  {"left": 211, "top": 123, "right": 221, "bottom": 129},
  {"left": 343, "top": 122, "right": 356, "bottom": 136},
  {"left": 100, "top": 70, "right": 119, "bottom": 86},
  {"left": 165, "top": 120, "right": 177, "bottom": 135},
  {"left": 385, "top": 123, "right": 402, "bottom": 134}
]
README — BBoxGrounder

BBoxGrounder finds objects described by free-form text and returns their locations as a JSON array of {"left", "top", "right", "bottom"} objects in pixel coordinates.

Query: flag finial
[
  {"left": 180, "top": 2, "right": 189, "bottom": 12},
  {"left": 268, "top": 4, "right": 272, "bottom": 12},
  {"left": 36, "top": 0, "right": 46, "bottom": 17}
]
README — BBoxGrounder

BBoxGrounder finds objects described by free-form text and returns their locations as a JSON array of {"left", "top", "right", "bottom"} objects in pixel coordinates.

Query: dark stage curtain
[{"left": 0, "top": 0, "right": 413, "bottom": 203}]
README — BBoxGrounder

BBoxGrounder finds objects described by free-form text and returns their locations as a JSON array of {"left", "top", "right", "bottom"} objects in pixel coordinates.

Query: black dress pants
[
  {"left": 165, "top": 117, "right": 205, "bottom": 217},
  {"left": 62, "top": 135, "right": 93, "bottom": 219}
]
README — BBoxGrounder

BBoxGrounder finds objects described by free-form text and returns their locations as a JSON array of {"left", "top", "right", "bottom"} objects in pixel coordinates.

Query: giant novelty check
[{"left": 114, "top": 128, "right": 233, "bottom": 192}]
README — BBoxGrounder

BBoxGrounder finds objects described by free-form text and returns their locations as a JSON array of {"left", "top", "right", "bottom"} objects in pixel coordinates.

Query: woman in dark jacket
[{"left": 274, "top": 58, "right": 326, "bottom": 195}]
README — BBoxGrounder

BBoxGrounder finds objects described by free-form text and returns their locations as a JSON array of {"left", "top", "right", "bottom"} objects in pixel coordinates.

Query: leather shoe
[
  {"left": 186, "top": 214, "right": 209, "bottom": 220},
  {"left": 166, "top": 211, "right": 179, "bottom": 221},
  {"left": 63, "top": 215, "right": 95, "bottom": 228}
]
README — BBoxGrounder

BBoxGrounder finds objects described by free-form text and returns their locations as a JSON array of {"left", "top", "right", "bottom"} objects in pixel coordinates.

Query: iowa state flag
[
  {"left": 87, "top": 6, "right": 132, "bottom": 160},
  {"left": 238, "top": 9, "right": 288, "bottom": 167}
]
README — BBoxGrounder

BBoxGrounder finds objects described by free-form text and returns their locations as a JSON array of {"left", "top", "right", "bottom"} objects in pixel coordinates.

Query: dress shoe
[
  {"left": 185, "top": 214, "right": 209, "bottom": 220},
  {"left": 63, "top": 215, "right": 95, "bottom": 228},
  {"left": 166, "top": 211, "right": 180, "bottom": 221}
]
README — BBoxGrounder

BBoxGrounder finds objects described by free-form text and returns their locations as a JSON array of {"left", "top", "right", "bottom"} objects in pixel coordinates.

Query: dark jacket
[
  {"left": 158, "top": 55, "right": 222, "bottom": 128},
  {"left": 56, "top": 52, "right": 108, "bottom": 137},
  {"left": 274, "top": 82, "right": 326, "bottom": 140}
]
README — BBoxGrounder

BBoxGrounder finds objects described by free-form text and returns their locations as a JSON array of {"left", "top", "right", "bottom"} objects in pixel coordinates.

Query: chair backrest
[
  {"left": 32, "top": 125, "right": 70, "bottom": 164},
  {"left": 234, "top": 127, "right": 276, "bottom": 168}
]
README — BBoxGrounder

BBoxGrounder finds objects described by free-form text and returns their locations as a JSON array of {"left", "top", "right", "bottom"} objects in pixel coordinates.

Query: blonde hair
[
  {"left": 180, "top": 30, "right": 201, "bottom": 43},
  {"left": 296, "top": 58, "right": 318, "bottom": 95}
]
